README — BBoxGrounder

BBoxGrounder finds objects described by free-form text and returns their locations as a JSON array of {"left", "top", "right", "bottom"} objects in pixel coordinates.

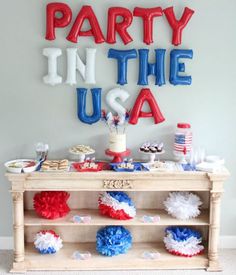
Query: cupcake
[{"left": 157, "top": 143, "right": 164, "bottom": 152}]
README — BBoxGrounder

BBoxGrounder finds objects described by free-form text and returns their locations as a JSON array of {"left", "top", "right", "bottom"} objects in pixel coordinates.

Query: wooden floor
[{"left": 23, "top": 242, "right": 208, "bottom": 271}]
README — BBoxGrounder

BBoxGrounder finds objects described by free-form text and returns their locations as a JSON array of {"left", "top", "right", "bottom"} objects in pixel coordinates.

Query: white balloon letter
[
  {"left": 106, "top": 88, "right": 130, "bottom": 116},
  {"left": 43, "top": 48, "right": 62, "bottom": 86},
  {"left": 66, "top": 48, "right": 96, "bottom": 85}
]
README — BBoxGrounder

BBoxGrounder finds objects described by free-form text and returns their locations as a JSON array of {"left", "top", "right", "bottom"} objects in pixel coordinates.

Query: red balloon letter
[
  {"left": 129, "top": 88, "right": 165, "bottom": 125},
  {"left": 133, "top": 7, "right": 163, "bottom": 45},
  {"left": 45, "top": 2, "right": 72, "bottom": 40},
  {"left": 164, "top": 7, "right": 195, "bottom": 46},
  {"left": 107, "top": 7, "right": 133, "bottom": 45},
  {"left": 67, "top": 5, "right": 105, "bottom": 44}
]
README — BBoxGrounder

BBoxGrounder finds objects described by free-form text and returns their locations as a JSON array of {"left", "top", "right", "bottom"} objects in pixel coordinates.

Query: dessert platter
[
  {"left": 41, "top": 159, "right": 69, "bottom": 172},
  {"left": 72, "top": 158, "right": 108, "bottom": 172},
  {"left": 139, "top": 142, "right": 165, "bottom": 163},
  {"left": 110, "top": 159, "right": 147, "bottom": 172},
  {"left": 69, "top": 145, "right": 95, "bottom": 162}
]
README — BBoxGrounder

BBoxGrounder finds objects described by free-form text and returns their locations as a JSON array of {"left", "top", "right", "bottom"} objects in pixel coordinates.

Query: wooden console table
[{"left": 6, "top": 170, "right": 229, "bottom": 272}]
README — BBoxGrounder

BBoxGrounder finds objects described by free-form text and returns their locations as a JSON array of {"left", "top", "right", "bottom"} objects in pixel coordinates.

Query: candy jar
[{"left": 174, "top": 123, "right": 192, "bottom": 163}]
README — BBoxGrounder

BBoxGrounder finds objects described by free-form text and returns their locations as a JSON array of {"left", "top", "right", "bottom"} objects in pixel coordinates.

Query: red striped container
[{"left": 174, "top": 123, "right": 192, "bottom": 156}]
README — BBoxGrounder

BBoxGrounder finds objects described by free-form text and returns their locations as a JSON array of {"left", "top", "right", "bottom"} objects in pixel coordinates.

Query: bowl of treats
[
  {"left": 5, "top": 159, "right": 40, "bottom": 173},
  {"left": 69, "top": 145, "right": 95, "bottom": 162}
]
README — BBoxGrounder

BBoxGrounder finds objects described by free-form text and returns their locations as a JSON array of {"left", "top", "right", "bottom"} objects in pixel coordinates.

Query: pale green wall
[{"left": 0, "top": 0, "right": 236, "bottom": 237}]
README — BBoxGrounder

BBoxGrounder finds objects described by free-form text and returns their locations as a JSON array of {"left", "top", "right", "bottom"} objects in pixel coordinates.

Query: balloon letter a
[
  {"left": 67, "top": 6, "right": 105, "bottom": 43},
  {"left": 129, "top": 88, "right": 165, "bottom": 125}
]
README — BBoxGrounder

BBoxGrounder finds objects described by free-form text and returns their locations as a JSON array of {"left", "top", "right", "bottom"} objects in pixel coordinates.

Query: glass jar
[{"left": 174, "top": 123, "right": 192, "bottom": 161}]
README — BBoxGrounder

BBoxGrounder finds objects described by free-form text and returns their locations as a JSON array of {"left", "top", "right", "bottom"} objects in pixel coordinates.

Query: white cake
[{"left": 109, "top": 133, "right": 126, "bottom": 153}]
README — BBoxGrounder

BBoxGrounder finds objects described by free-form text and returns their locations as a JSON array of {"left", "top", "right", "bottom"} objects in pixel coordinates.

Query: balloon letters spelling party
[{"left": 43, "top": 3, "right": 195, "bottom": 125}]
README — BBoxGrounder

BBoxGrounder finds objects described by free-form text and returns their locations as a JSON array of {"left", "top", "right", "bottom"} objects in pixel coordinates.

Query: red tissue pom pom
[{"left": 33, "top": 191, "right": 70, "bottom": 219}]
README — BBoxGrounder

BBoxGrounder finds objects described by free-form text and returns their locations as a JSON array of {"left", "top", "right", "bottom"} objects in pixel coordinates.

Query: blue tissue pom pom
[
  {"left": 108, "top": 191, "right": 134, "bottom": 207},
  {"left": 165, "top": 226, "right": 202, "bottom": 242},
  {"left": 96, "top": 226, "right": 132, "bottom": 256}
]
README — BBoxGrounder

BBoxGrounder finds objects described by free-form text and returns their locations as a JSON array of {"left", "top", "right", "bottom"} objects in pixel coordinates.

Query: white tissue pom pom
[{"left": 164, "top": 192, "right": 202, "bottom": 220}]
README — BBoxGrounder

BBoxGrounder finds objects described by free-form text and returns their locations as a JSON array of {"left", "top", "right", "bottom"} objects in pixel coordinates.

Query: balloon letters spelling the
[
  {"left": 66, "top": 48, "right": 97, "bottom": 85},
  {"left": 129, "top": 88, "right": 165, "bottom": 125},
  {"left": 108, "top": 49, "right": 137, "bottom": 85},
  {"left": 138, "top": 49, "right": 166, "bottom": 86},
  {"left": 77, "top": 88, "right": 102, "bottom": 124},
  {"left": 170, "top": 49, "right": 193, "bottom": 85}
]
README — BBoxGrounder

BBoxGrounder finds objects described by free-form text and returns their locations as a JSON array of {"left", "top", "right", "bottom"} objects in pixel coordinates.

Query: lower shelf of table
[{"left": 16, "top": 242, "right": 209, "bottom": 271}]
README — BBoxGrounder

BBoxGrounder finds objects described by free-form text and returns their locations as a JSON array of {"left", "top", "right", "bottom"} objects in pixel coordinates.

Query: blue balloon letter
[
  {"left": 108, "top": 49, "right": 137, "bottom": 85},
  {"left": 77, "top": 88, "right": 101, "bottom": 124},
  {"left": 170, "top": 49, "right": 193, "bottom": 85},
  {"left": 138, "top": 49, "right": 166, "bottom": 86}
]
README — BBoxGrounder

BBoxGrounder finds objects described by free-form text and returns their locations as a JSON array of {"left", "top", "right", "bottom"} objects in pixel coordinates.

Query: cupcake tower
[
  {"left": 140, "top": 142, "right": 164, "bottom": 153},
  {"left": 140, "top": 142, "right": 164, "bottom": 163}
]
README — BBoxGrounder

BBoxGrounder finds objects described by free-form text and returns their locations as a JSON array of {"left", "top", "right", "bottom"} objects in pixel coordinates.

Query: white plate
[{"left": 5, "top": 159, "right": 39, "bottom": 174}]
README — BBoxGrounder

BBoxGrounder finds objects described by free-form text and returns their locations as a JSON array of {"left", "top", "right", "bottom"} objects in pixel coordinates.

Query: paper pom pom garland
[
  {"left": 33, "top": 191, "right": 70, "bottom": 219},
  {"left": 96, "top": 226, "right": 132, "bottom": 256},
  {"left": 163, "top": 192, "right": 202, "bottom": 220},
  {"left": 164, "top": 227, "right": 204, "bottom": 257},
  {"left": 34, "top": 230, "right": 63, "bottom": 254},
  {"left": 98, "top": 191, "right": 136, "bottom": 220}
]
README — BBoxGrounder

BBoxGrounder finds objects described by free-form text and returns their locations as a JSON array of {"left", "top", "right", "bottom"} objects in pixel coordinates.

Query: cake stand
[
  {"left": 105, "top": 149, "right": 131, "bottom": 163},
  {"left": 140, "top": 150, "right": 165, "bottom": 164}
]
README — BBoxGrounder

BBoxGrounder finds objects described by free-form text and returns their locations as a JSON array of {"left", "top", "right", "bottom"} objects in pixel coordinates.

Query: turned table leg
[
  {"left": 11, "top": 191, "right": 25, "bottom": 263},
  {"left": 207, "top": 191, "right": 222, "bottom": 271}
]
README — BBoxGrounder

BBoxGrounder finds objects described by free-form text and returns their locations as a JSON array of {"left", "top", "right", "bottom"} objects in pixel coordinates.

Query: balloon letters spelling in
[
  {"left": 164, "top": 7, "right": 195, "bottom": 46},
  {"left": 108, "top": 49, "right": 137, "bottom": 85},
  {"left": 170, "top": 49, "right": 193, "bottom": 85},
  {"left": 77, "top": 88, "right": 102, "bottom": 124},
  {"left": 129, "top": 88, "right": 165, "bottom": 125}
]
